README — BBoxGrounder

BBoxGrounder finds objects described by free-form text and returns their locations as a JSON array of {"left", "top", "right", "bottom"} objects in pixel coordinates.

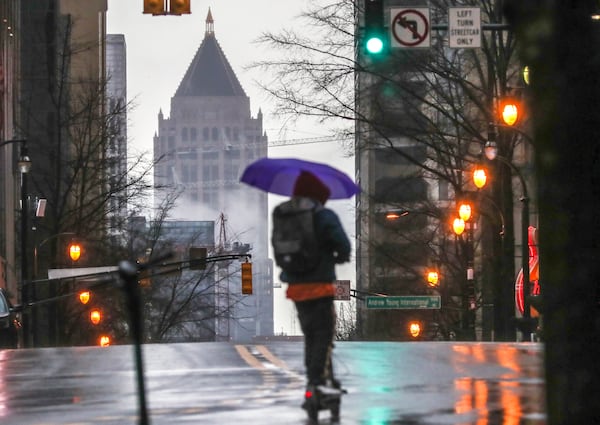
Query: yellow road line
[
  {"left": 234, "top": 344, "right": 265, "bottom": 370},
  {"left": 256, "top": 345, "right": 290, "bottom": 370}
]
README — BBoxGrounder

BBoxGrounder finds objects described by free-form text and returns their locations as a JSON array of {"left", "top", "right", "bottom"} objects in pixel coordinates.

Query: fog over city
[{"left": 106, "top": 1, "right": 356, "bottom": 334}]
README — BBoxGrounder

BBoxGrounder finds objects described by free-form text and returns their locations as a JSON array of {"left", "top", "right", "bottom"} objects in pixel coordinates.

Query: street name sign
[
  {"left": 448, "top": 7, "right": 481, "bottom": 48},
  {"left": 366, "top": 295, "right": 441, "bottom": 310},
  {"left": 390, "top": 8, "right": 431, "bottom": 48}
]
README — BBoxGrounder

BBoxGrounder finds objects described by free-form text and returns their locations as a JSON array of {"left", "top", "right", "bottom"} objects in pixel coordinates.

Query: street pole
[
  {"left": 486, "top": 147, "right": 532, "bottom": 341},
  {"left": 19, "top": 145, "right": 30, "bottom": 347}
]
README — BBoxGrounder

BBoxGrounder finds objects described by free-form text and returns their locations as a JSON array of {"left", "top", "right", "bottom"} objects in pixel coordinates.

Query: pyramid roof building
[{"left": 175, "top": 8, "right": 246, "bottom": 97}]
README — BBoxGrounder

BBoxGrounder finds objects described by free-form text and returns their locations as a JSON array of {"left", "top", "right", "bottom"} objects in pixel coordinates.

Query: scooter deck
[{"left": 303, "top": 384, "right": 344, "bottom": 424}]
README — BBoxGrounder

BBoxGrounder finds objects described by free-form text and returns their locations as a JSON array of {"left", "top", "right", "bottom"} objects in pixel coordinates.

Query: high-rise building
[
  {"left": 153, "top": 9, "right": 272, "bottom": 342},
  {"left": 106, "top": 34, "right": 128, "bottom": 238},
  {"left": 0, "top": 1, "right": 22, "bottom": 302}
]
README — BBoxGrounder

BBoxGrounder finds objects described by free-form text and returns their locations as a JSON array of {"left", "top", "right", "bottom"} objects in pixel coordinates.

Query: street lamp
[{"left": 484, "top": 129, "right": 534, "bottom": 341}]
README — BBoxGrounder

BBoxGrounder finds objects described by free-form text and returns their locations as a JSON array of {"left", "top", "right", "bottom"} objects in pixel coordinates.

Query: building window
[
  {"left": 191, "top": 127, "right": 197, "bottom": 141},
  {"left": 211, "top": 127, "right": 219, "bottom": 140},
  {"left": 182, "top": 127, "right": 188, "bottom": 142},
  {"left": 203, "top": 127, "right": 210, "bottom": 140},
  {"left": 374, "top": 176, "right": 428, "bottom": 203},
  {"left": 438, "top": 180, "right": 450, "bottom": 201}
]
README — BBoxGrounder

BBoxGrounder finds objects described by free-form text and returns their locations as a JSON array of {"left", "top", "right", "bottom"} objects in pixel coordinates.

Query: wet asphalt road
[{"left": 0, "top": 341, "right": 545, "bottom": 424}]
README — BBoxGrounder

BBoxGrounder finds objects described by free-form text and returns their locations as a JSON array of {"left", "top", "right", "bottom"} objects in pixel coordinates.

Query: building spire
[{"left": 206, "top": 7, "right": 214, "bottom": 36}]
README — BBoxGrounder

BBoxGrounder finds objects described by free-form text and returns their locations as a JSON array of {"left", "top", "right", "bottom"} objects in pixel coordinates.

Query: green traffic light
[{"left": 366, "top": 36, "right": 384, "bottom": 54}]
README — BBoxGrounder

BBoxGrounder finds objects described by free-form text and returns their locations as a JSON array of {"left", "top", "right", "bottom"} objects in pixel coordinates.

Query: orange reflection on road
[{"left": 453, "top": 345, "right": 533, "bottom": 425}]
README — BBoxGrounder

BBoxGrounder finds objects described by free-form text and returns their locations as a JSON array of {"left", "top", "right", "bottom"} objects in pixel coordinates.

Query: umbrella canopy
[{"left": 240, "top": 157, "right": 360, "bottom": 199}]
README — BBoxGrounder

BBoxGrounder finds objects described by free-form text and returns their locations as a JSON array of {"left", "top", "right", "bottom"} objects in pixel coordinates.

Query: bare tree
[{"left": 251, "top": 0, "right": 526, "bottom": 341}]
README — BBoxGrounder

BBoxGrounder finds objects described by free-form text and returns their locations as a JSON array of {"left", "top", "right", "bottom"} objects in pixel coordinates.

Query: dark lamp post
[{"left": 484, "top": 127, "right": 533, "bottom": 340}]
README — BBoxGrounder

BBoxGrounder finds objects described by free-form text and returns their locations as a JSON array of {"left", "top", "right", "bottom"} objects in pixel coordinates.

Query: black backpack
[{"left": 271, "top": 197, "right": 322, "bottom": 274}]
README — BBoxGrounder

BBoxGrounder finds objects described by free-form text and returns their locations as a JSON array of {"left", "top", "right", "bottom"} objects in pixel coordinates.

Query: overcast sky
[{"left": 106, "top": 1, "right": 356, "bottom": 335}]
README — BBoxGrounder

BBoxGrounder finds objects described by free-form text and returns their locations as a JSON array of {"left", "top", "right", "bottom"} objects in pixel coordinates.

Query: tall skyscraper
[
  {"left": 106, "top": 34, "right": 128, "bottom": 238},
  {"left": 153, "top": 9, "right": 272, "bottom": 341}
]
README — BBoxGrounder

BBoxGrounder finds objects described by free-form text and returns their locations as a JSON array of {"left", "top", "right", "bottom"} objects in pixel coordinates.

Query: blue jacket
[{"left": 280, "top": 207, "right": 351, "bottom": 284}]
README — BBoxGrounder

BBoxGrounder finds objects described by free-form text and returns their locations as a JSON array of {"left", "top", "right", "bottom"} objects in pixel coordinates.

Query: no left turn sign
[{"left": 390, "top": 8, "right": 430, "bottom": 48}]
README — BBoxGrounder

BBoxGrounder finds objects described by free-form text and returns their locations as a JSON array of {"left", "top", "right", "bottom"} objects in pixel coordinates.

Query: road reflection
[
  {"left": 0, "top": 351, "right": 7, "bottom": 418},
  {"left": 452, "top": 344, "right": 544, "bottom": 425}
]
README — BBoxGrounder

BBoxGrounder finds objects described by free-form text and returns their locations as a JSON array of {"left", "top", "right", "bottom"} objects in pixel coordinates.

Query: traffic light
[
  {"left": 143, "top": 0, "right": 165, "bottom": 15},
  {"left": 364, "top": 0, "right": 386, "bottom": 55},
  {"left": 241, "top": 262, "right": 252, "bottom": 295},
  {"left": 170, "top": 0, "right": 191, "bottom": 15}
]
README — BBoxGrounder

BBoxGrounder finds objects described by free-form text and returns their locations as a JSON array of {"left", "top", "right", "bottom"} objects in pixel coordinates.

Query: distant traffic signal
[
  {"left": 241, "top": 262, "right": 252, "bottom": 295},
  {"left": 143, "top": 0, "right": 165, "bottom": 15},
  {"left": 170, "top": 0, "right": 191, "bottom": 15},
  {"left": 364, "top": 0, "right": 386, "bottom": 55}
]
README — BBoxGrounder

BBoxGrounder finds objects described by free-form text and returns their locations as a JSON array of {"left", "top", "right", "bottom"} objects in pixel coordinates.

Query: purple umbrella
[{"left": 240, "top": 157, "right": 360, "bottom": 199}]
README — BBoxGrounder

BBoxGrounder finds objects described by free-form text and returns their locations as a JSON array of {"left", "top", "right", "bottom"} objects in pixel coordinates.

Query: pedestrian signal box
[{"left": 241, "top": 262, "right": 252, "bottom": 295}]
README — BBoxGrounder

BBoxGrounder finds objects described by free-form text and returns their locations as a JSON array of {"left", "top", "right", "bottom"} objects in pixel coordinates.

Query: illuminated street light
[
  {"left": 408, "top": 321, "right": 421, "bottom": 338},
  {"left": 499, "top": 98, "right": 521, "bottom": 126},
  {"left": 90, "top": 309, "right": 102, "bottom": 325},
  {"left": 473, "top": 167, "right": 487, "bottom": 189},
  {"left": 453, "top": 218, "right": 465, "bottom": 236},
  {"left": 458, "top": 203, "right": 472, "bottom": 222},
  {"left": 427, "top": 270, "right": 439, "bottom": 287},
  {"left": 79, "top": 291, "right": 91, "bottom": 305},
  {"left": 69, "top": 242, "right": 82, "bottom": 262}
]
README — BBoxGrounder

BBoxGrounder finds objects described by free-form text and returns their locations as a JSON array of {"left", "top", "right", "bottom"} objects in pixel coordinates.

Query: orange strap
[{"left": 286, "top": 282, "right": 335, "bottom": 302}]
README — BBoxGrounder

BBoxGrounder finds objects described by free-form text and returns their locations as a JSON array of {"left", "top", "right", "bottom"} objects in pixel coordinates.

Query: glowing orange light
[
  {"left": 500, "top": 99, "right": 520, "bottom": 126},
  {"left": 453, "top": 218, "right": 466, "bottom": 235},
  {"left": 473, "top": 168, "right": 487, "bottom": 189},
  {"left": 427, "top": 271, "right": 439, "bottom": 287},
  {"left": 90, "top": 309, "right": 102, "bottom": 325},
  {"left": 385, "top": 211, "right": 408, "bottom": 220},
  {"left": 79, "top": 291, "right": 90, "bottom": 305},
  {"left": 458, "top": 203, "right": 472, "bottom": 221},
  {"left": 409, "top": 322, "right": 421, "bottom": 338},
  {"left": 69, "top": 243, "right": 81, "bottom": 262},
  {"left": 99, "top": 335, "right": 111, "bottom": 347}
]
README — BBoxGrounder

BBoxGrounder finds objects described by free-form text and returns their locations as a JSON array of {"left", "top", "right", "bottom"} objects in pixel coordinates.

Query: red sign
[{"left": 515, "top": 226, "right": 540, "bottom": 316}]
